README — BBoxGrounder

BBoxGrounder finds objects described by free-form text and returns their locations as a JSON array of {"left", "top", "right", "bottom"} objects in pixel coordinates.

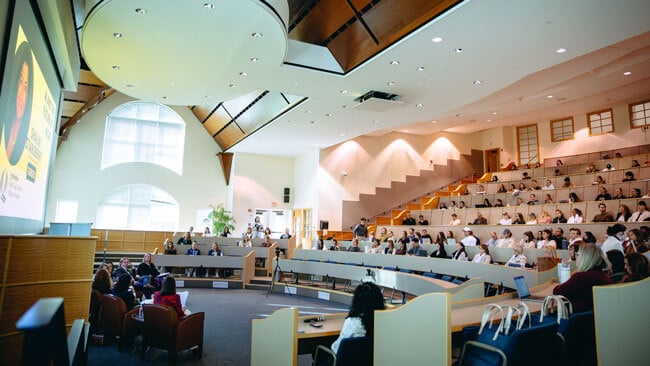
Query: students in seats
[
  {"left": 482, "top": 198, "right": 492, "bottom": 207},
  {"left": 331, "top": 282, "right": 385, "bottom": 355},
  {"left": 592, "top": 203, "right": 615, "bottom": 222},
  {"left": 163, "top": 239, "right": 177, "bottom": 254},
  {"left": 245, "top": 226, "right": 253, "bottom": 238},
  {"left": 582, "top": 231, "right": 598, "bottom": 244},
  {"left": 280, "top": 228, "right": 291, "bottom": 239},
  {"left": 498, "top": 212, "right": 513, "bottom": 225},
  {"left": 177, "top": 231, "right": 192, "bottom": 245},
  {"left": 499, "top": 229, "right": 515, "bottom": 248},
  {"left": 622, "top": 171, "right": 636, "bottom": 182},
  {"left": 421, "top": 229, "right": 433, "bottom": 243},
  {"left": 601, "top": 224, "right": 626, "bottom": 253},
  {"left": 568, "top": 227, "right": 582, "bottom": 248},
  {"left": 449, "top": 201, "right": 458, "bottom": 209},
  {"left": 508, "top": 183, "right": 517, "bottom": 193},
  {"left": 430, "top": 240, "right": 448, "bottom": 258},
  {"left": 606, "top": 250, "right": 626, "bottom": 283},
  {"left": 553, "top": 243, "right": 613, "bottom": 312},
  {"left": 112, "top": 274, "right": 136, "bottom": 310},
  {"left": 569, "top": 192, "right": 581, "bottom": 203},
  {"left": 486, "top": 232, "right": 498, "bottom": 247},
  {"left": 367, "top": 239, "right": 382, "bottom": 254},
  {"left": 513, "top": 213, "right": 526, "bottom": 225},
  {"left": 616, "top": 204, "right": 632, "bottom": 222},
  {"left": 93, "top": 266, "right": 113, "bottom": 294},
  {"left": 398, "top": 231, "right": 409, "bottom": 247},
  {"left": 562, "top": 176, "right": 576, "bottom": 188},
  {"left": 154, "top": 277, "right": 186, "bottom": 320},
  {"left": 593, "top": 175, "right": 606, "bottom": 185},
  {"left": 595, "top": 186, "right": 612, "bottom": 201},
  {"left": 208, "top": 242, "right": 223, "bottom": 277},
  {"left": 477, "top": 185, "right": 487, "bottom": 194},
  {"left": 621, "top": 253, "right": 650, "bottom": 282},
  {"left": 553, "top": 228, "right": 568, "bottom": 250},
  {"left": 544, "top": 194, "right": 554, "bottom": 204},
  {"left": 586, "top": 163, "right": 598, "bottom": 173},
  {"left": 203, "top": 226, "right": 213, "bottom": 237},
  {"left": 221, "top": 227, "right": 232, "bottom": 238},
  {"left": 526, "top": 212, "right": 538, "bottom": 225},
  {"left": 348, "top": 238, "right": 362, "bottom": 252},
  {"left": 631, "top": 159, "right": 640, "bottom": 168},
  {"left": 472, "top": 244, "right": 492, "bottom": 263},
  {"left": 395, "top": 241, "right": 407, "bottom": 255},
  {"left": 612, "top": 187, "right": 626, "bottom": 200},
  {"left": 315, "top": 238, "right": 325, "bottom": 251},
  {"left": 406, "top": 240, "right": 425, "bottom": 256},
  {"left": 264, "top": 227, "right": 272, "bottom": 238},
  {"left": 435, "top": 231, "right": 447, "bottom": 246},
  {"left": 384, "top": 239, "right": 396, "bottom": 255},
  {"left": 552, "top": 209, "right": 568, "bottom": 223},
  {"left": 567, "top": 208, "right": 584, "bottom": 224},
  {"left": 471, "top": 212, "right": 487, "bottom": 225},
  {"left": 329, "top": 239, "right": 341, "bottom": 251},
  {"left": 497, "top": 183, "right": 507, "bottom": 193},
  {"left": 629, "top": 201, "right": 650, "bottom": 222},
  {"left": 461, "top": 227, "right": 478, "bottom": 246},
  {"left": 626, "top": 229, "right": 646, "bottom": 254},
  {"left": 630, "top": 188, "right": 642, "bottom": 198},
  {"left": 542, "top": 179, "right": 555, "bottom": 190},
  {"left": 494, "top": 199, "right": 504, "bottom": 207},
  {"left": 602, "top": 163, "right": 615, "bottom": 171},
  {"left": 438, "top": 202, "right": 448, "bottom": 209},
  {"left": 451, "top": 242, "right": 468, "bottom": 261},
  {"left": 518, "top": 182, "right": 527, "bottom": 191},
  {"left": 447, "top": 213, "right": 460, "bottom": 226},
  {"left": 519, "top": 231, "right": 536, "bottom": 248},
  {"left": 401, "top": 211, "right": 416, "bottom": 225},
  {"left": 136, "top": 253, "right": 161, "bottom": 296},
  {"left": 530, "top": 180, "right": 541, "bottom": 190},
  {"left": 239, "top": 235, "right": 252, "bottom": 247},
  {"left": 458, "top": 201, "right": 467, "bottom": 209},
  {"left": 377, "top": 227, "right": 388, "bottom": 242},
  {"left": 537, "top": 229, "right": 557, "bottom": 249},
  {"left": 538, "top": 210, "right": 552, "bottom": 224},
  {"left": 505, "top": 245, "right": 527, "bottom": 268}
]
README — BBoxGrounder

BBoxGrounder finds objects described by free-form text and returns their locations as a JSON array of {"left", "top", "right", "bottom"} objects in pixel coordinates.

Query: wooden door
[{"left": 485, "top": 148, "right": 500, "bottom": 172}]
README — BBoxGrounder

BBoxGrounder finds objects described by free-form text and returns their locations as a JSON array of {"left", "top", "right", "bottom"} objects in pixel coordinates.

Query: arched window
[
  {"left": 95, "top": 184, "right": 179, "bottom": 230},
  {"left": 102, "top": 101, "right": 185, "bottom": 174}
]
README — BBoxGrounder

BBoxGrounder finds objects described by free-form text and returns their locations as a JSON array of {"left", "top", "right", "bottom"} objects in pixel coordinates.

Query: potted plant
[{"left": 204, "top": 204, "right": 236, "bottom": 236}]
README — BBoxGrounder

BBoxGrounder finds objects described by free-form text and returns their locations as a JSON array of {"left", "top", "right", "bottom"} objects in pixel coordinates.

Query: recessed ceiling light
[
  {"left": 492, "top": 112, "right": 498, "bottom": 115},
  {"left": 387, "top": 81, "right": 395, "bottom": 86},
  {"left": 373, "top": 120, "right": 380, "bottom": 124},
  {"left": 416, "top": 103, "right": 423, "bottom": 108},
  {"left": 170, "top": 82, "right": 175, "bottom": 85},
  {"left": 309, "top": 121, "right": 316, "bottom": 124},
  {"left": 389, "top": 60, "right": 400, "bottom": 65},
  {"left": 454, "top": 48, "right": 463, "bottom": 53},
  {"left": 112, "top": 32, "right": 123, "bottom": 38},
  {"left": 417, "top": 66, "right": 425, "bottom": 71},
  {"left": 251, "top": 32, "right": 263, "bottom": 38},
  {"left": 293, "top": 82, "right": 299, "bottom": 86},
  {"left": 112, "top": 65, "right": 119, "bottom": 70},
  {"left": 432, "top": 36, "right": 443, "bottom": 43},
  {"left": 486, "top": 119, "right": 492, "bottom": 122},
  {"left": 432, "top": 120, "right": 437, "bottom": 123},
  {"left": 546, "top": 95, "right": 553, "bottom": 99},
  {"left": 325, "top": 113, "right": 331, "bottom": 117},
  {"left": 135, "top": 8, "right": 148, "bottom": 14},
  {"left": 126, "top": 83, "right": 134, "bottom": 88},
  {"left": 250, "top": 57, "right": 259, "bottom": 62},
  {"left": 239, "top": 72, "right": 248, "bottom": 76},
  {"left": 340, "top": 90, "right": 348, "bottom": 94},
  {"left": 204, "top": 95, "right": 211, "bottom": 98},
  {"left": 623, "top": 71, "right": 632, "bottom": 76},
  {"left": 555, "top": 48, "right": 567, "bottom": 53},
  {"left": 342, "top": 105, "right": 349, "bottom": 108},
  {"left": 473, "top": 80, "right": 482, "bottom": 85},
  {"left": 228, "top": 84, "right": 235, "bottom": 88},
  {"left": 203, "top": 3, "right": 215, "bottom": 10},
  {"left": 162, "top": 96, "right": 167, "bottom": 100}
]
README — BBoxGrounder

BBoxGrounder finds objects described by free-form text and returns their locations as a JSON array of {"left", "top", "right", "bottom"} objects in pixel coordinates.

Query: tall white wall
[
  {"left": 294, "top": 149, "right": 320, "bottom": 229},
  {"left": 45, "top": 92, "right": 226, "bottom": 231},
  {"left": 231, "top": 153, "right": 294, "bottom": 235}
]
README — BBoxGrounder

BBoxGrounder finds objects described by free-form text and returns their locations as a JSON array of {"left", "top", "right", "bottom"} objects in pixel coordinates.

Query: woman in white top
[
  {"left": 384, "top": 239, "right": 396, "bottom": 255},
  {"left": 536, "top": 229, "right": 557, "bottom": 249},
  {"left": 519, "top": 231, "right": 537, "bottom": 248},
  {"left": 567, "top": 208, "right": 584, "bottom": 224},
  {"left": 505, "top": 245, "right": 527, "bottom": 268},
  {"left": 526, "top": 212, "right": 538, "bottom": 225},
  {"left": 367, "top": 239, "right": 382, "bottom": 254},
  {"left": 498, "top": 213, "right": 513, "bottom": 225},
  {"left": 239, "top": 234, "right": 252, "bottom": 247},
  {"left": 472, "top": 244, "right": 492, "bottom": 264},
  {"left": 203, "top": 226, "right": 213, "bottom": 237},
  {"left": 449, "top": 213, "right": 461, "bottom": 226},
  {"left": 331, "top": 282, "right": 385, "bottom": 354},
  {"left": 451, "top": 242, "right": 468, "bottom": 261}
]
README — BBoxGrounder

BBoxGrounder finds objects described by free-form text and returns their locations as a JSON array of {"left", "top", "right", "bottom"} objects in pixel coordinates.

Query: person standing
[{"left": 353, "top": 218, "right": 368, "bottom": 239}]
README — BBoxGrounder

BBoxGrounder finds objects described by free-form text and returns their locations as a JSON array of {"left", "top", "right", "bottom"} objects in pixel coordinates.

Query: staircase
[{"left": 341, "top": 149, "right": 483, "bottom": 229}]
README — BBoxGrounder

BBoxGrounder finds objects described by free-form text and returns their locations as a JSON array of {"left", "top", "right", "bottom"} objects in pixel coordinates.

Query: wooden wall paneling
[
  {"left": 349, "top": 0, "right": 372, "bottom": 10},
  {"left": 106, "top": 230, "right": 123, "bottom": 241},
  {"left": 122, "top": 242, "right": 144, "bottom": 252},
  {"left": 122, "top": 230, "right": 145, "bottom": 242},
  {"left": 327, "top": 20, "right": 378, "bottom": 70},
  {"left": 288, "top": 0, "right": 356, "bottom": 44},
  {"left": 214, "top": 123, "right": 245, "bottom": 150},
  {"left": 192, "top": 104, "right": 218, "bottom": 123},
  {"left": 106, "top": 241, "right": 123, "bottom": 252},
  {"left": 144, "top": 231, "right": 166, "bottom": 243},
  {"left": 78, "top": 70, "right": 105, "bottom": 86},
  {"left": 63, "top": 83, "right": 101, "bottom": 102},
  {"left": 60, "top": 101, "right": 84, "bottom": 117},
  {"left": 0, "top": 334, "right": 23, "bottom": 366}
]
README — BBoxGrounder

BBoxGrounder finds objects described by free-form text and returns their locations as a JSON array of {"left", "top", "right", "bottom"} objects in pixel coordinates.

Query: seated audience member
[
  {"left": 616, "top": 204, "right": 632, "bottom": 222},
  {"left": 458, "top": 201, "right": 467, "bottom": 209},
  {"left": 348, "top": 238, "right": 362, "bottom": 252},
  {"left": 526, "top": 212, "right": 538, "bottom": 225},
  {"left": 398, "top": 231, "right": 410, "bottom": 247},
  {"left": 113, "top": 257, "right": 135, "bottom": 284},
  {"left": 542, "top": 179, "right": 555, "bottom": 190},
  {"left": 519, "top": 231, "right": 536, "bottom": 248},
  {"left": 567, "top": 208, "right": 584, "bottom": 224},
  {"left": 544, "top": 194, "right": 554, "bottom": 204},
  {"left": 448, "top": 213, "right": 461, "bottom": 226},
  {"left": 508, "top": 183, "right": 517, "bottom": 193},
  {"left": 280, "top": 228, "right": 291, "bottom": 239},
  {"left": 477, "top": 184, "right": 487, "bottom": 194},
  {"left": 331, "top": 282, "right": 385, "bottom": 355},
  {"left": 430, "top": 241, "right": 448, "bottom": 258},
  {"left": 538, "top": 210, "right": 552, "bottom": 224},
  {"left": 629, "top": 201, "right": 650, "bottom": 222},
  {"left": 601, "top": 224, "right": 626, "bottom": 253},
  {"left": 421, "top": 229, "right": 433, "bottom": 243},
  {"left": 621, "top": 253, "right": 650, "bottom": 282},
  {"left": 582, "top": 231, "right": 598, "bottom": 244},
  {"left": 586, "top": 163, "right": 598, "bottom": 173},
  {"left": 499, "top": 229, "right": 515, "bottom": 248},
  {"left": 395, "top": 241, "right": 407, "bottom": 255},
  {"left": 245, "top": 226, "right": 253, "bottom": 238},
  {"left": 606, "top": 250, "right": 626, "bottom": 283},
  {"left": 472, "top": 244, "right": 492, "bottom": 263},
  {"left": 384, "top": 239, "right": 396, "bottom": 255},
  {"left": 186, "top": 241, "right": 201, "bottom": 255},
  {"left": 593, "top": 175, "right": 606, "bottom": 185},
  {"left": 406, "top": 228, "right": 417, "bottom": 242},
  {"left": 378, "top": 227, "right": 389, "bottom": 242},
  {"left": 417, "top": 214, "right": 429, "bottom": 226},
  {"left": 602, "top": 163, "right": 615, "bottom": 171},
  {"left": 537, "top": 229, "right": 557, "bottom": 249},
  {"left": 329, "top": 239, "right": 342, "bottom": 251},
  {"left": 461, "top": 227, "right": 478, "bottom": 246},
  {"left": 435, "top": 231, "right": 447, "bottom": 246},
  {"left": 154, "top": 277, "right": 186, "bottom": 320},
  {"left": 136, "top": 253, "right": 161, "bottom": 296},
  {"left": 177, "top": 232, "right": 192, "bottom": 245},
  {"left": 203, "top": 226, "right": 213, "bottom": 237},
  {"left": 471, "top": 212, "right": 488, "bottom": 225},
  {"left": 622, "top": 171, "right": 636, "bottom": 182},
  {"left": 556, "top": 159, "right": 563, "bottom": 166},
  {"left": 221, "top": 227, "right": 232, "bottom": 237},
  {"left": 239, "top": 234, "right": 253, "bottom": 247},
  {"left": 505, "top": 245, "right": 527, "bottom": 267},
  {"left": 492, "top": 175, "right": 499, "bottom": 182},
  {"left": 518, "top": 182, "right": 527, "bottom": 192},
  {"left": 367, "top": 239, "right": 382, "bottom": 254},
  {"left": 615, "top": 152, "right": 622, "bottom": 158},
  {"left": 594, "top": 186, "right": 612, "bottom": 201},
  {"left": 407, "top": 241, "right": 426, "bottom": 256},
  {"left": 562, "top": 177, "right": 576, "bottom": 188},
  {"left": 498, "top": 212, "right": 513, "bottom": 225},
  {"left": 367, "top": 231, "right": 376, "bottom": 243},
  {"left": 486, "top": 232, "right": 498, "bottom": 247},
  {"left": 592, "top": 203, "right": 615, "bottom": 222},
  {"left": 554, "top": 168, "right": 563, "bottom": 176},
  {"left": 630, "top": 188, "right": 643, "bottom": 198},
  {"left": 522, "top": 172, "right": 531, "bottom": 180},
  {"left": 530, "top": 180, "right": 541, "bottom": 190},
  {"left": 451, "top": 242, "right": 468, "bottom": 261},
  {"left": 527, "top": 193, "right": 538, "bottom": 205},
  {"left": 494, "top": 199, "right": 504, "bottom": 207},
  {"left": 482, "top": 198, "right": 492, "bottom": 207},
  {"left": 402, "top": 212, "right": 416, "bottom": 225},
  {"left": 552, "top": 209, "right": 568, "bottom": 223},
  {"left": 438, "top": 202, "right": 448, "bottom": 209},
  {"left": 553, "top": 228, "right": 568, "bottom": 250},
  {"left": 112, "top": 274, "right": 136, "bottom": 310},
  {"left": 612, "top": 187, "right": 626, "bottom": 200},
  {"left": 534, "top": 162, "right": 542, "bottom": 168},
  {"left": 553, "top": 243, "right": 613, "bottom": 312},
  {"left": 497, "top": 183, "right": 507, "bottom": 193},
  {"left": 208, "top": 242, "right": 222, "bottom": 256},
  {"left": 631, "top": 159, "right": 640, "bottom": 167},
  {"left": 449, "top": 201, "right": 458, "bottom": 209},
  {"left": 262, "top": 235, "right": 274, "bottom": 248},
  {"left": 163, "top": 239, "right": 177, "bottom": 254},
  {"left": 513, "top": 213, "right": 525, "bottom": 225},
  {"left": 568, "top": 192, "right": 581, "bottom": 203},
  {"left": 626, "top": 229, "right": 647, "bottom": 254},
  {"left": 93, "top": 266, "right": 113, "bottom": 294}
]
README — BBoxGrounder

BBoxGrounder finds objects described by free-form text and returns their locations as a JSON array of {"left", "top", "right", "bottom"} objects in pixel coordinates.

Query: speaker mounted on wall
[{"left": 283, "top": 187, "right": 290, "bottom": 203}]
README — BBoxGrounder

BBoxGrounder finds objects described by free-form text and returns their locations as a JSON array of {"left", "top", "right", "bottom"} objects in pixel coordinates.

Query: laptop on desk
[{"left": 513, "top": 275, "right": 546, "bottom": 302}]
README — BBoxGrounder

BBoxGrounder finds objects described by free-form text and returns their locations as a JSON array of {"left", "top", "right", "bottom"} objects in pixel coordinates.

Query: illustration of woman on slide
[{"left": 3, "top": 41, "right": 33, "bottom": 166}]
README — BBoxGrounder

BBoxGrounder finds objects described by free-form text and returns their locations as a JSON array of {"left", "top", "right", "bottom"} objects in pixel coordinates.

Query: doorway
[{"left": 485, "top": 148, "right": 500, "bottom": 173}]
